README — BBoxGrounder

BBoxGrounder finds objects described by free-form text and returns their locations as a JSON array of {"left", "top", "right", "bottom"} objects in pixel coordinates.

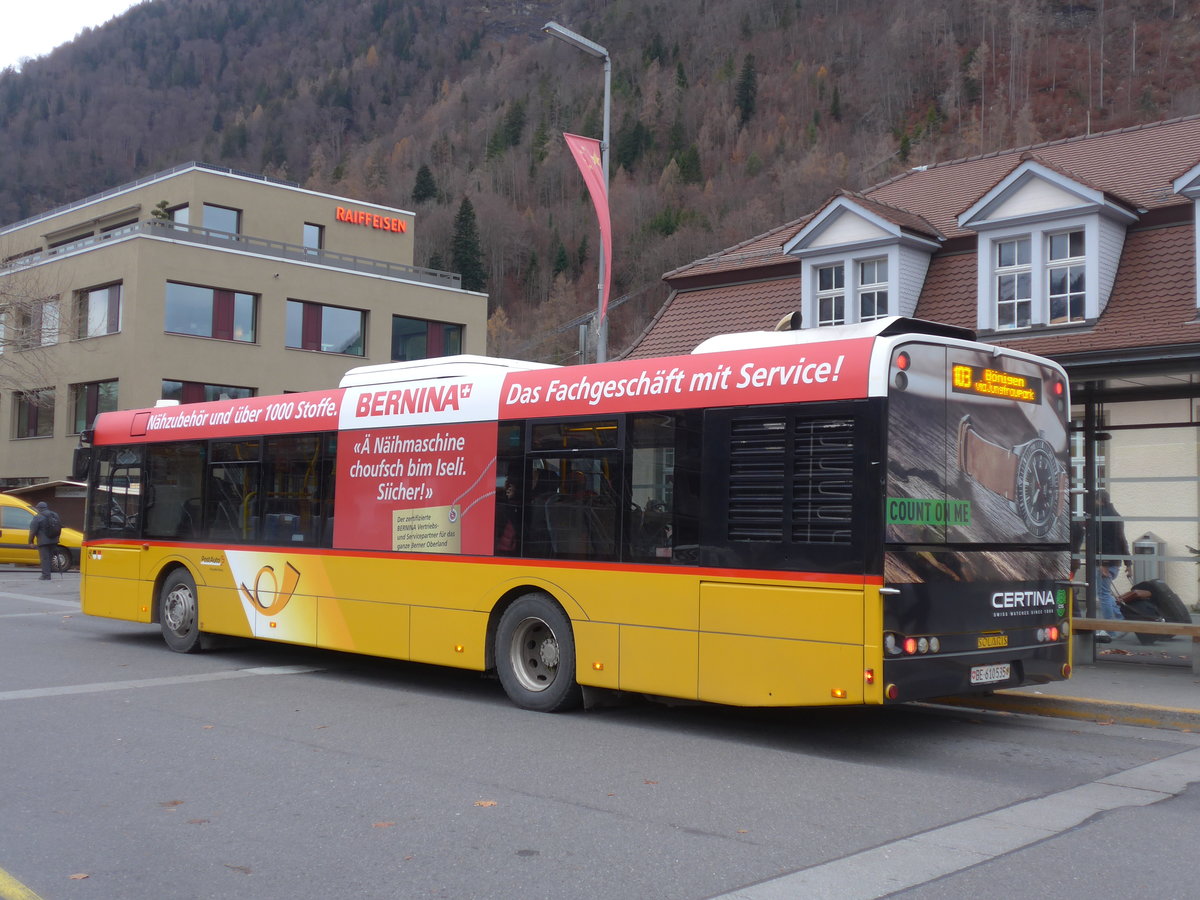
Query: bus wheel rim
[
  {"left": 508, "top": 616, "right": 559, "bottom": 693},
  {"left": 164, "top": 585, "right": 196, "bottom": 635}
]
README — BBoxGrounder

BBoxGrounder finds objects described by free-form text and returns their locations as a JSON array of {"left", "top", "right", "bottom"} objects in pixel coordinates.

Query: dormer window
[
  {"left": 858, "top": 258, "right": 889, "bottom": 321},
  {"left": 785, "top": 195, "right": 939, "bottom": 330},
  {"left": 816, "top": 264, "right": 845, "bottom": 326},
  {"left": 961, "top": 159, "right": 1135, "bottom": 332},
  {"left": 995, "top": 237, "right": 1031, "bottom": 329},
  {"left": 1047, "top": 230, "right": 1085, "bottom": 324},
  {"left": 988, "top": 228, "right": 1090, "bottom": 331}
]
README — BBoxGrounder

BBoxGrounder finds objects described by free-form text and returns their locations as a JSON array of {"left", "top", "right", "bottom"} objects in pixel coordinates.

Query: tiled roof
[
  {"left": 624, "top": 274, "right": 801, "bottom": 359},
  {"left": 663, "top": 218, "right": 808, "bottom": 280},
  {"left": 985, "top": 225, "right": 1200, "bottom": 359},
  {"left": 627, "top": 116, "right": 1200, "bottom": 362},
  {"left": 869, "top": 116, "right": 1200, "bottom": 238}
]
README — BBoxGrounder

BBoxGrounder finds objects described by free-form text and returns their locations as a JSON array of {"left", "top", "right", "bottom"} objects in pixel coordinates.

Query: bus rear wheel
[
  {"left": 159, "top": 569, "right": 202, "bottom": 653},
  {"left": 496, "top": 593, "right": 582, "bottom": 712}
]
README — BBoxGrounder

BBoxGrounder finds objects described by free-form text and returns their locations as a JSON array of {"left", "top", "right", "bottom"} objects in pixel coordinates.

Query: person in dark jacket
[
  {"left": 27, "top": 501, "right": 58, "bottom": 580},
  {"left": 1094, "top": 490, "right": 1131, "bottom": 641}
]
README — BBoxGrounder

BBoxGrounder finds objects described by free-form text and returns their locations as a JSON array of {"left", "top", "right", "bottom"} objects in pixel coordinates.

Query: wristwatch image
[{"left": 956, "top": 415, "right": 1065, "bottom": 537}]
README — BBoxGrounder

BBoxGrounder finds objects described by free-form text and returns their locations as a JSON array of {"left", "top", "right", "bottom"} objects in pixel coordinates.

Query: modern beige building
[{"left": 0, "top": 162, "right": 486, "bottom": 489}]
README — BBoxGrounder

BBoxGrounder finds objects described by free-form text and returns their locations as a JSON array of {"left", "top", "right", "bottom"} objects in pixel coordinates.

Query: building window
[
  {"left": 1048, "top": 230, "right": 1086, "bottom": 324},
  {"left": 13, "top": 298, "right": 59, "bottom": 349},
  {"left": 164, "top": 282, "right": 257, "bottom": 342},
  {"left": 286, "top": 300, "right": 365, "bottom": 356},
  {"left": 202, "top": 203, "right": 241, "bottom": 235},
  {"left": 858, "top": 258, "right": 888, "bottom": 321},
  {"left": 76, "top": 283, "right": 122, "bottom": 339},
  {"left": 169, "top": 205, "right": 190, "bottom": 229},
  {"left": 302, "top": 223, "right": 324, "bottom": 251},
  {"left": 391, "top": 315, "right": 464, "bottom": 361},
  {"left": 995, "top": 237, "right": 1032, "bottom": 329},
  {"left": 72, "top": 379, "right": 118, "bottom": 433},
  {"left": 15, "top": 388, "right": 54, "bottom": 438},
  {"left": 162, "top": 380, "right": 255, "bottom": 404},
  {"left": 816, "top": 264, "right": 845, "bottom": 326}
]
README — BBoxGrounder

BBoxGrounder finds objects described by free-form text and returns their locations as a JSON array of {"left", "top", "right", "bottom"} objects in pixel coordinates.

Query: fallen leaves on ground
[{"left": 474, "top": 800, "right": 498, "bottom": 807}]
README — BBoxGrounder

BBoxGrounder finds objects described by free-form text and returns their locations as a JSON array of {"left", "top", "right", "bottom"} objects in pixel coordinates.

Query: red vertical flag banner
[{"left": 564, "top": 132, "right": 612, "bottom": 322}]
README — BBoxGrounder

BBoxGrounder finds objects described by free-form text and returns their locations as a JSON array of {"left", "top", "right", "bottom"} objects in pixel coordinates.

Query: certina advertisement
[{"left": 882, "top": 341, "right": 1070, "bottom": 632}]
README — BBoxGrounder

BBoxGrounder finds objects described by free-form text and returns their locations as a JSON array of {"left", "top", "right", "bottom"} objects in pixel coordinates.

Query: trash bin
[{"left": 1131, "top": 531, "right": 1164, "bottom": 584}]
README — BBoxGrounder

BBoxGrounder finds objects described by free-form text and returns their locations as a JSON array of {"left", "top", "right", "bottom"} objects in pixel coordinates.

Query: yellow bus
[{"left": 79, "top": 317, "right": 1073, "bottom": 711}]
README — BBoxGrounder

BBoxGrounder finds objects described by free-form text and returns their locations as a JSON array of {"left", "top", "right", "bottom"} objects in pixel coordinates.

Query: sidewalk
[{"left": 935, "top": 633, "right": 1200, "bottom": 731}]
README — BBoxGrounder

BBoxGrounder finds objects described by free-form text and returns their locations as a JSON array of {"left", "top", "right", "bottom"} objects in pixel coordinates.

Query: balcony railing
[{"left": 3, "top": 218, "right": 462, "bottom": 289}]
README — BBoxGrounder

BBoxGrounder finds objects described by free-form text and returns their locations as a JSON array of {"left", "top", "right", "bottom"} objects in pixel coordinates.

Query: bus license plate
[{"left": 969, "top": 663, "right": 1011, "bottom": 685}]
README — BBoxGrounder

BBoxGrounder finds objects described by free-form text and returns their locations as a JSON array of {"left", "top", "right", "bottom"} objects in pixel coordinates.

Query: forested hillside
[{"left": 2, "top": 0, "right": 1198, "bottom": 360}]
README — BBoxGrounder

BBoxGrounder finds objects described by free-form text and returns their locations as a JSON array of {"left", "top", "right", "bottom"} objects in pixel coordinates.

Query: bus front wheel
[
  {"left": 496, "top": 593, "right": 582, "bottom": 712},
  {"left": 159, "top": 569, "right": 202, "bottom": 653}
]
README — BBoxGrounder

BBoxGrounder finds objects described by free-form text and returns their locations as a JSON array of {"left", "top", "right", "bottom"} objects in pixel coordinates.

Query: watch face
[{"left": 1014, "top": 439, "right": 1060, "bottom": 536}]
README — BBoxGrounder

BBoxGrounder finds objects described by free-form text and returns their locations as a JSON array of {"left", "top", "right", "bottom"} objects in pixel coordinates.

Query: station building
[
  {"left": 628, "top": 116, "right": 1200, "bottom": 616},
  {"left": 0, "top": 162, "right": 486, "bottom": 500}
]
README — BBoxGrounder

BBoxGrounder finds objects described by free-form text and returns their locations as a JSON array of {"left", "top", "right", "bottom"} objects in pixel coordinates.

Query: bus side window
[
  {"left": 263, "top": 435, "right": 324, "bottom": 546},
  {"left": 494, "top": 423, "right": 525, "bottom": 556},
  {"left": 144, "top": 442, "right": 203, "bottom": 541},
  {"left": 628, "top": 414, "right": 678, "bottom": 562}
]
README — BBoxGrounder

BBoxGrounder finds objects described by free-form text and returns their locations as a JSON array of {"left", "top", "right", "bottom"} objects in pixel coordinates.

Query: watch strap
[{"left": 957, "top": 416, "right": 1019, "bottom": 500}]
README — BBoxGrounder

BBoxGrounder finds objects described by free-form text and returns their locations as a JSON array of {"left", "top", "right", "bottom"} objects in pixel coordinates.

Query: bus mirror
[{"left": 72, "top": 447, "right": 94, "bottom": 481}]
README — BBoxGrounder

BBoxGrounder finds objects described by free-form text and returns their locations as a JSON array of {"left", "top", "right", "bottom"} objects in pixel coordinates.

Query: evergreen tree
[
  {"left": 451, "top": 197, "right": 487, "bottom": 293},
  {"left": 735, "top": 53, "right": 757, "bottom": 126},
  {"left": 677, "top": 144, "right": 703, "bottom": 184},
  {"left": 412, "top": 164, "right": 438, "bottom": 204},
  {"left": 552, "top": 236, "right": 570, "bottom": 277},
  {"left": 576, "top": 234, "right": 589, "bottom": 275}
]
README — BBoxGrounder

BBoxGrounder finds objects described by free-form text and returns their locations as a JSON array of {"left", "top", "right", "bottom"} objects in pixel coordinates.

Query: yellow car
[{"left": 0, "top": 494, "right": 82, "bottom": 572}]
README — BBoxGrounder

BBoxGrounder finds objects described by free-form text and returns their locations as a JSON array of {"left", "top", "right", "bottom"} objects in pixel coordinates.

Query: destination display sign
[{"left": 950, "top": 363, "right": 1041, "bottom": 405}]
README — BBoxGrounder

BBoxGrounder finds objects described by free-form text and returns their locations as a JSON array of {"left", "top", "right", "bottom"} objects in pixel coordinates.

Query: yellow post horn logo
[{"left": 238, "top": 562, "right": 301, "bottom": 616}]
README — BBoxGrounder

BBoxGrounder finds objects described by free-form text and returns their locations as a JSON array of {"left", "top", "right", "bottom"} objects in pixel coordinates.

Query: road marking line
[
  {"left": 0, "top": 864, "right": 45, "bottom": 900},
  {"left": 0, "top": 665, "right": 321, "bottom": 702},
  {"left": 712, "top": 747, "right": 1200, "bottom": 900},
  {"left": 0, "top": 591, "right": 78, "bottom": 609}
]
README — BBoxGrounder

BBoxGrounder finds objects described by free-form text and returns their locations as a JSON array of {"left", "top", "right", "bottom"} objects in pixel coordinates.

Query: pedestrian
[
  {"left": 1094, "top": 490, "right": 1130, "bottom": 642},
  {"left": 27, "top": 501, "right": 62, "bottom": 581}
]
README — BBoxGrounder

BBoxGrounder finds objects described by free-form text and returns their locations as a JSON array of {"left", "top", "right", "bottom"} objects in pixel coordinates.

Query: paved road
[{"left": 2, "top": 570, "right": 1198, "bottom": 900}]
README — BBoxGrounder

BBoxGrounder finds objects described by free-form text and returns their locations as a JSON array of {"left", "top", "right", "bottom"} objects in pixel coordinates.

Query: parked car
[{"left": 0, "top": 494, "right": 82, "bottom": 572}]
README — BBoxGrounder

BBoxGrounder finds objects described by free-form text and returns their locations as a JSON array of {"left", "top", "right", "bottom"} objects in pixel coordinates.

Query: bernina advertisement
[
  {"left": 884, "top": 342, "right": 1069, "bottom": 549},
  {"left": 334, "top": 376, "right": 501, "bottom": 555}
]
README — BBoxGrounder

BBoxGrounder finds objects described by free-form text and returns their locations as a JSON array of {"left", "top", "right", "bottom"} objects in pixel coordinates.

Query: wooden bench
[{"left": 1073, "top": 617, "right": 1200, "bottom": 674}]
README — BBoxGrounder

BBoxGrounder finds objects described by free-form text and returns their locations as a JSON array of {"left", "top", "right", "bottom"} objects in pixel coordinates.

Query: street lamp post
[{"left": 542, "top": 21, "right": 610, "bottom": 364}]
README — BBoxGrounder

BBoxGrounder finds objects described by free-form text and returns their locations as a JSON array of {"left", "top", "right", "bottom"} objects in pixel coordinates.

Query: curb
[{"left": 929, "top": 691, "right": 1200, "bottom": 732}]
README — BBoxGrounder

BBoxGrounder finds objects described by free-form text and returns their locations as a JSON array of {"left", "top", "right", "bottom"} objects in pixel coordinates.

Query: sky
[{"left": 1, "top": 1, "right": 144, "bottom": 72}]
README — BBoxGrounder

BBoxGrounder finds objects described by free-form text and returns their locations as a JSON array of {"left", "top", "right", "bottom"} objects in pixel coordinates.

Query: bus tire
[
  {"left": 159, "top": 568, "right": 203, "bottom": 654},
  {"left": 495, "top": 593, "right": 582, "bottom": 712}
]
